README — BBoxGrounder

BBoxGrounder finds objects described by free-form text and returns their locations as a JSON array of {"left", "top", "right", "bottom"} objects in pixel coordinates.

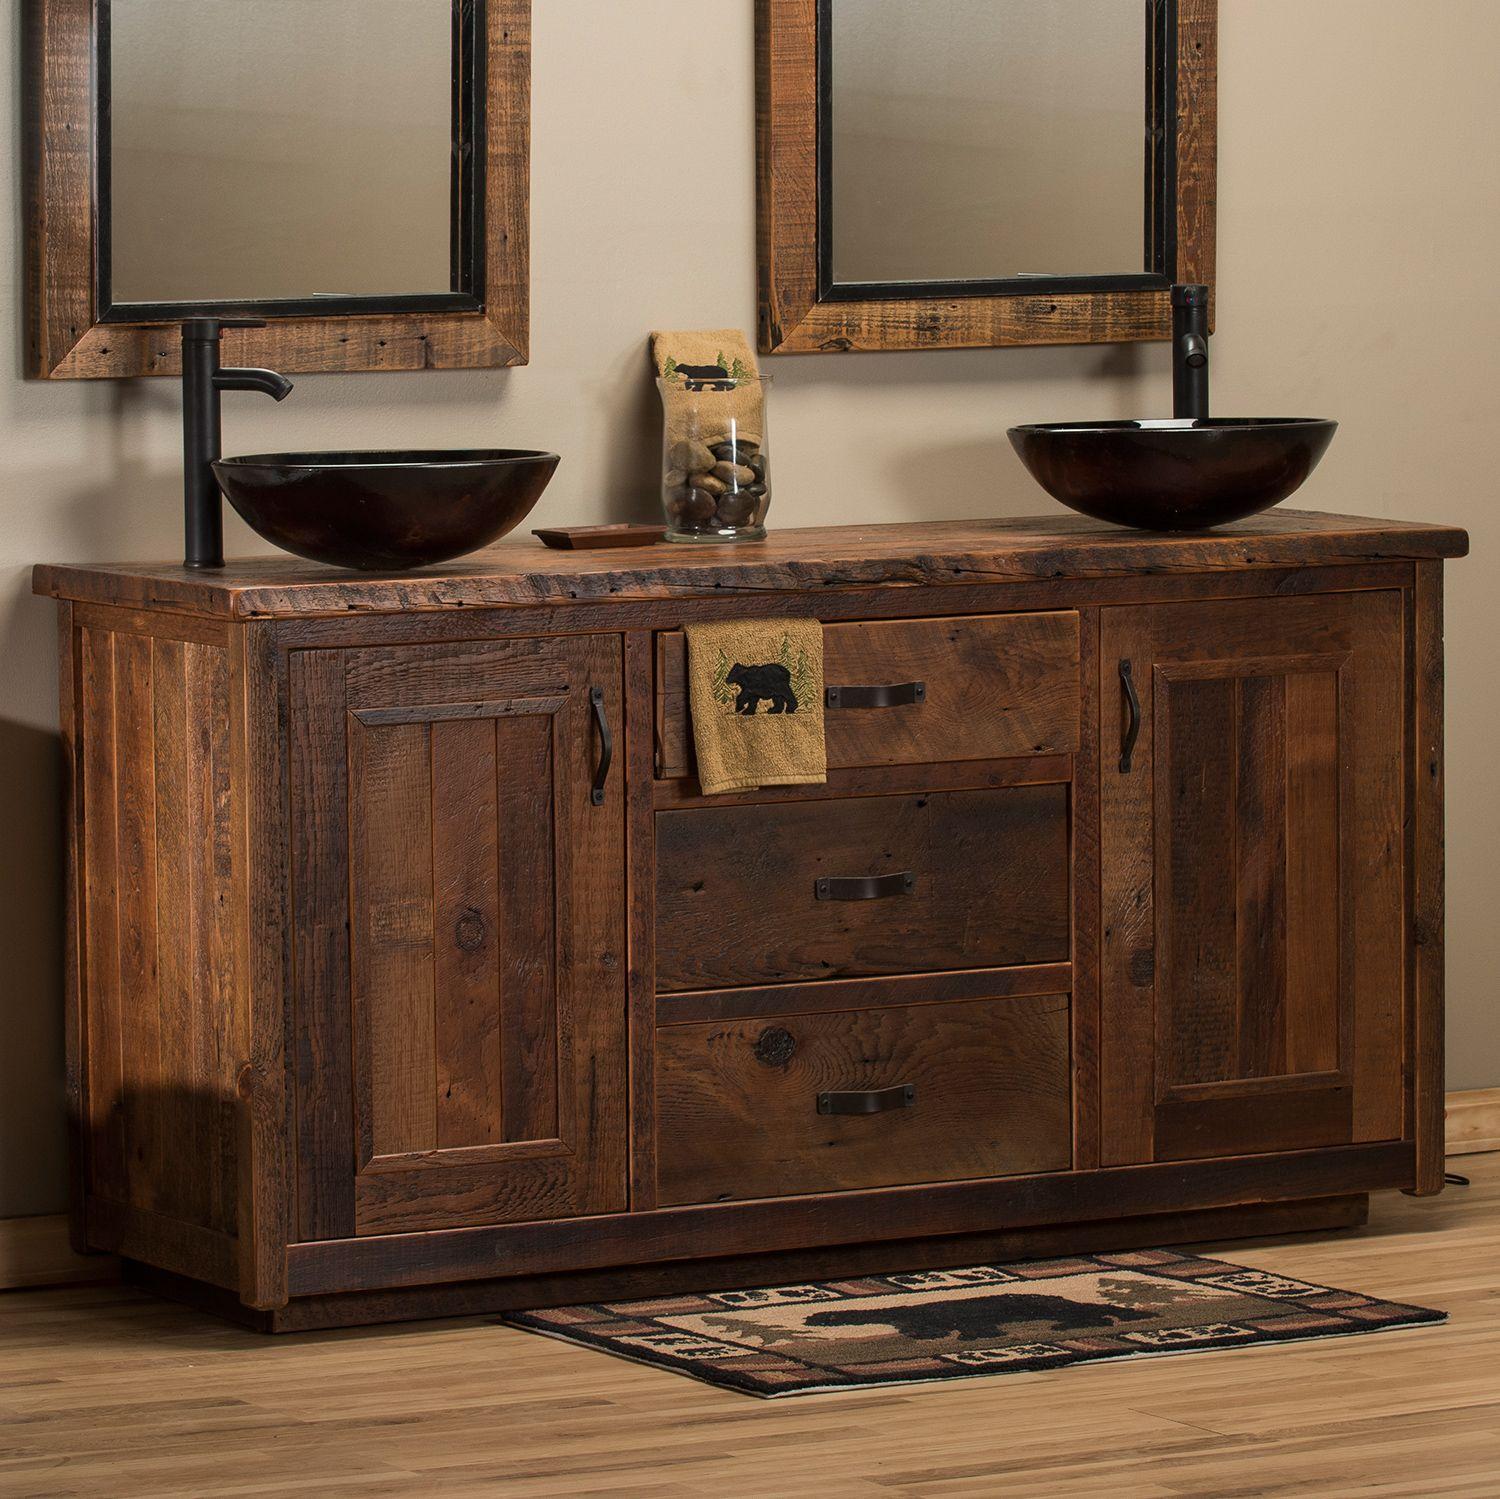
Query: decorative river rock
[
  {"left": 657, "top": 370, "right": 773, "bottom": 543},
  {"left": 663, "top": 435, "right": 770, "bottom": 540}
]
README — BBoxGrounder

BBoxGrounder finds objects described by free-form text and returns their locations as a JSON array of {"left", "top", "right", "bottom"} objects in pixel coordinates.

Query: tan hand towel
[
  {"left": 650, "top": 328, "right": 765, "bottom": 463},
  {"left": 686, "top": 618, "right": 826, "bottom": 795}
]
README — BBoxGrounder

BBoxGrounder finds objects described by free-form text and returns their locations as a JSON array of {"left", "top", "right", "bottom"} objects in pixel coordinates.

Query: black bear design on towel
[
  {"left": 727, "top": 662, "right": 799, "bottom": 715},
  {"left": 675, "top": 362, "right": 737, "bottom": 391},
  {"left": 802, "top": 1293, "right": 1156, "bottom": 1341}
]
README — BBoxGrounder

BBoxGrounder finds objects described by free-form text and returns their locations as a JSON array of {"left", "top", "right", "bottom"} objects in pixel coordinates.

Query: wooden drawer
[
  {"left": 654, "top": 612, "right": 1080, "bottom": 778},
  {"left": 656, "top": 784, "right": 1069, "bottom": 992},
  {"left": 655, "top": 995, "right": 1072, "bottom": 1204}
]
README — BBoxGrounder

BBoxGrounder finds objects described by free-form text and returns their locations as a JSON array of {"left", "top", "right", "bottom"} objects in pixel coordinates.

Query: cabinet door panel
[
  {"left": 291, "top": 635, "right": 625, "bottom": 1238},
  {"left": 430, "top": 715, "right": 504, "bottom": 1149},
  {"left": 350, "top": 714, "right": 438, "bottom": 1158},
  {"left": 1100, "top": 592, "right": 1404, "bottom": 1164}
]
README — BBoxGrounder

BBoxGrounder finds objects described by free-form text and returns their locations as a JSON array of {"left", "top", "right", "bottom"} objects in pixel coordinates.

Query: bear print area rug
[{"left": 499, "top": 1251, "right": 1444, "bottom": 1397}]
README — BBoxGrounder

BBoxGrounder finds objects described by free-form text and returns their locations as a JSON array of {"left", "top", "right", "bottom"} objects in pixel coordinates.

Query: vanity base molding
[
  {"left": 131, "top": 1193, "right": 1370, "bottom": 1334},
  {"left": 34, "top": 514, "right": 1466, "bottom": 1329}
]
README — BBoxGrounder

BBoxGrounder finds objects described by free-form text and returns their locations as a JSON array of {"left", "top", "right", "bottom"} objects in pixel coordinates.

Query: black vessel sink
[
  {"left": 213, "top": 449, "right": 560, "bottom": 571},
  {"left": 1008, "top": 418, "right": 1338, "bottom": 531}
]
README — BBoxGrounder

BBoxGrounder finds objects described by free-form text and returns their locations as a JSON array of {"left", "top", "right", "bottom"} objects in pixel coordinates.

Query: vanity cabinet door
[
  {"left": 1099, "top": 592, "right": 1405, "bottom": 1166},
  {"left": 290, "top": 635, "right": 626, "bottom": 1239}
]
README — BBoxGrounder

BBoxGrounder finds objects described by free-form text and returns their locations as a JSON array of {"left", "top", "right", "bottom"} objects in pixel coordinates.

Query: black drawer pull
[
  {"left": 589, "top": 687, "right": 612, "bottom": 805},
  {"left": 825, "top": 681, "right": 926, "bottom": 710},
  {"left": 818, "top": 1083, "right": 916, "bottom": 1116},
  {"left": 814, "top": 871, "right": 916, "bottom": 901},
  {"left": 1119, "top": 659, "right": 1141, "bottom": 774}
]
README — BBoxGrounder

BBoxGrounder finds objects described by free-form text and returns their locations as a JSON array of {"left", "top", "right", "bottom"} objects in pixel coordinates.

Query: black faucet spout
[
  {"left": 215, "top": 367, "right": 295, "bottom": 402},
  {"left": 181, "top": 320, "right": 293, "bottom": 569},
  {"left": 1171, "top": 284, "right": 1211, "bottom": 421}
]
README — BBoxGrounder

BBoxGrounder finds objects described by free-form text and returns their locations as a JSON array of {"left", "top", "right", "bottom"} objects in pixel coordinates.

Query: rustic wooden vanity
[{"left": 34, "top": 511, "right": 1466, "bottom": 1330}]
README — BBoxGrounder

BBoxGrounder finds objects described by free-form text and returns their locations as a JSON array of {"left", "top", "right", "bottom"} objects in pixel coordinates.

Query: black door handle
[
  {"left": 818, "top": 1084, "right": 915, "bottom": 1116},
  {"left": 1119, "top": 659, "right": 1141, "bottom": 774},
  {"left": 814, "top": 871, "right": 916, "bottom": 901},
  {"left": 825, "top": 681, "right": 926, "bottom": 709},
  {"left": 590, "top": 687, "right": 612, "bottom": 805}
]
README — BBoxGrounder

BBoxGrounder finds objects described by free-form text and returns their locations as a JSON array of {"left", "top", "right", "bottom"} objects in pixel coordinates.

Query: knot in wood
[
  {"left": 454, "top": 909, "right": 487, "bottom": 953},
  {"left": 754, "top": 1026, "right": 797, "bottom": 1068}
]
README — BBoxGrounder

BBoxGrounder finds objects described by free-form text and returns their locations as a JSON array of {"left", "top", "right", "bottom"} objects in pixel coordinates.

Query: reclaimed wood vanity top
[{"left": 34, "top": 510, "right": 1468, "bottom": 619}]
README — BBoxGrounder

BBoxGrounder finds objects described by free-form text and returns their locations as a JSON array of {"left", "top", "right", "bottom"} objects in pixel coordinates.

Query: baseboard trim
[
  {"left": 2, "top": 1092, "right": 1495, "bottom": 1293},
  {"left": 0, "top": 1214, "right": 118, "bottom": 1292},
  {"left": 1446, "top": 1088, "right": 1500, "bottom": 1157}
]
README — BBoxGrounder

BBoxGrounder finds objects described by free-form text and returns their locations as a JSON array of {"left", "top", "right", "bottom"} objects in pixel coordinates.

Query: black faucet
[
  {"left": 1171, "top": 284, "right": 1210, "bottom": 421},
  {"left": 181, "top": 318, "right": 294, "bottom": 569}
]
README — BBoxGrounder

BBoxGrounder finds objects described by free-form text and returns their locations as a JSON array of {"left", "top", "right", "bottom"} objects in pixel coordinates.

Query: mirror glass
[
  {"left": 107, "top": 0, "right": 458, "bottom": 306},
  {"left": 829, "top": 0, "right": 1151, "bottom": 286}
]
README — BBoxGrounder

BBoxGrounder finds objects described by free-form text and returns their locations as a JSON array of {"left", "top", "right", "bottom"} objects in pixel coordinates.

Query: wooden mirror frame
[
  {"left": 756, "top": 0, "right": 1216, "bottom": 355},
  {"left": 23, "top": 0, "right": 531, "bottom": 379}
]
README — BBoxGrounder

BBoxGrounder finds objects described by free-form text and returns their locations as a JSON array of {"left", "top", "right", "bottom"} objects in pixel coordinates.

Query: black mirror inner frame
[
  {"left": 25, "top": 0, "right": 531, "bottom": 379},
  {"left": 756, "top": 0, "right": 1217, "bottom": 355}
]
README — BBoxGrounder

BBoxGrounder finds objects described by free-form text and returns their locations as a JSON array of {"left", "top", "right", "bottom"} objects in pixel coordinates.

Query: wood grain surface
[
  {"left": 654, "top": 994, "right": 1072, "bottom": 1205},
  {"left": 41, "top": 515, "right": 1459, "bottom": 1327},
  {"left": 1099, "top": 591, "right": 1408, "bottom": 1166},
  {"left": 283, "top": 1143, "right": 1415, "bottom": 1297},
  {"left": 655, "top": 611, "right": 1079, "bottom": 779},
  {"left": 133, "top": 1195, "right": 1373, "bottom": 1331},
  {"left": 655, "top": 785, "right": 1070, "bottom": 991},
  {"left": 656, "top": 962, "right": 1073, "bottom": 1026},
  {"left": 25, "top": 0, "right": 531, "bottom": 378},
  {"left": 4, "top": 1160, "right": 1492, "bottom": 1492},
  {"left": 1410, "top": 562, "right": 1448, "bottom": 1193},
  {"left": 74, "top": 621, "right": 240, "bottom": 1238},
  {"left": 288, "top": 635, "right": 629, "bottom": 1241},
  {"left": 33, "top": 512, "right": 1469, "bottom": 619},
  {"left": 755, "top": 0, "right": 1218, "bottom": 353}
]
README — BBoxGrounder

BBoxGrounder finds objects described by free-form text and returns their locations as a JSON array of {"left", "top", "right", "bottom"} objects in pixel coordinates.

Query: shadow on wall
[
  {"left": 617, "top": 343, "right": 666, "bottom": 522},
  {"left": 0, "top": 381, "right": 182, "bottom": 1219},
  {"left": 778, "top": 338, "right": 1151, "bottom": 397},
  {"left": 0, "top": 716, "right": 66, "bottom": 1218},
  {"left": 53, "top": 384, "right": 188, "bottom": 561}
]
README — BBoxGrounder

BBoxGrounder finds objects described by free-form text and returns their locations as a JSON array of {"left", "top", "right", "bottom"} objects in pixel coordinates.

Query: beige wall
[{"left": 1, "top": 1, "right": 1495, "bottom": 1218}]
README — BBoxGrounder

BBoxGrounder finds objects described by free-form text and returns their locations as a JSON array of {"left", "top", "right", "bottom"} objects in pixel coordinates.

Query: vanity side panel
[
  {"left": 68, "top": 606, "right": 244, "bottom": 1290},
  {"left": 1071, "top": 606, "right": 1103, "bottom": 1170},
  {"left": 58, "top": 603, "right": 86, "bottom": 1248},
  {"left": 1409, "top": 562, "right": 1447, "bottom": 1193}
]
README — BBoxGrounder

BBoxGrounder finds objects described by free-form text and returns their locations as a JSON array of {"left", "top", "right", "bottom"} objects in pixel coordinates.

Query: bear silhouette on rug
[
  {"left": 727, "top": 662, "right": 799, "bottom": 715},
  {"left": 803, "top": 1292, "right": 1157, "bottom": 1342}
]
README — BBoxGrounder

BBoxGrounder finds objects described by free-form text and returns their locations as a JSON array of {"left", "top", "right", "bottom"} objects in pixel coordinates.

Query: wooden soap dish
[{"left": 532, "top": 524, "right": 667, "bottom": 550}]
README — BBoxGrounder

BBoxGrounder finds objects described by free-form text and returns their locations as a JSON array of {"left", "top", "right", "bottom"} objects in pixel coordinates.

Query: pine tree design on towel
[{"left": 711, "top": 636, "right": 815, "bottom": 715}]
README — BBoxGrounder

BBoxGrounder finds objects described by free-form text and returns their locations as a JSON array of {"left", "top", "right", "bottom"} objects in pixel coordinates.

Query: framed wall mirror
[
  {"left": 25, "top": 0, "right": 530, "bottom": 379},
  {"left": 757, "top": 0, "right": 1216, "bottom": 354}
]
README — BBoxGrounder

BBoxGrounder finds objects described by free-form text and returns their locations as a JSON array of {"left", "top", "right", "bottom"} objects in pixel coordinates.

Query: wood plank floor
[{"left": 2, "top": 1156, "right": 1497, "bottom": 1498}]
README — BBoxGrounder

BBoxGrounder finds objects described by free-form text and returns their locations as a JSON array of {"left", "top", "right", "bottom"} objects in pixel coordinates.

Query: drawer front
[
  {"left": 655, "top": 612, "right": 1081, "bottom": 778},
  {"left": 656, "top": 785, "right": 1069, "bottom": 992},
  {"left": 655, "top": 995, "right": 1072, "bottom": 1204}
]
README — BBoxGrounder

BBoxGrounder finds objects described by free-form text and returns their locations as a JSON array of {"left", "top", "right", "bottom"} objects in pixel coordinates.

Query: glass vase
[{"left": 658, "top": 375, "right": 772, "bottom": 543}]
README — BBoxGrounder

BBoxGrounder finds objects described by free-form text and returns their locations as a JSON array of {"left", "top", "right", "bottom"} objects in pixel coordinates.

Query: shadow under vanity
[{"left": 34, "top": 513, "right": 1465, "bottom": 1328}]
